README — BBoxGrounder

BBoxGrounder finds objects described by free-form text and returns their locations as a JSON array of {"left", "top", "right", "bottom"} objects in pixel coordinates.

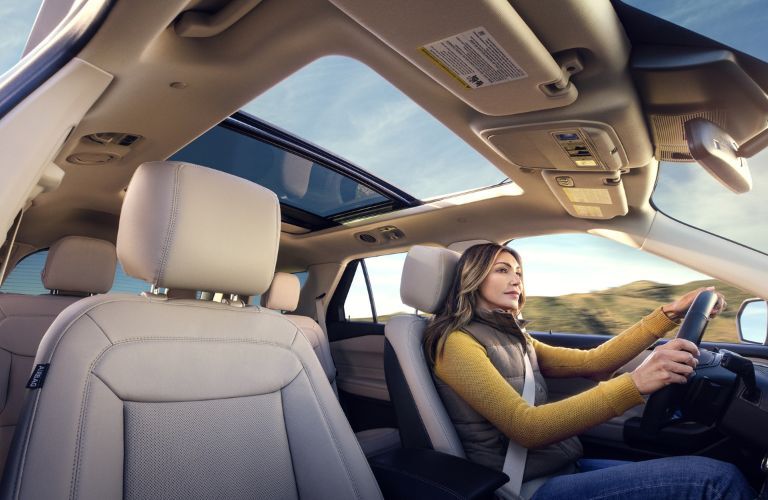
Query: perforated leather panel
[{"left": 124, "top": 394, "right": 297, "bottom": 500}]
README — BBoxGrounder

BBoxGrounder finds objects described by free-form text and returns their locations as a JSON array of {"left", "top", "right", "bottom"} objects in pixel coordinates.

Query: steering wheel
[{"left": 640, "top": 290, "right": 719, "bottom": 435}]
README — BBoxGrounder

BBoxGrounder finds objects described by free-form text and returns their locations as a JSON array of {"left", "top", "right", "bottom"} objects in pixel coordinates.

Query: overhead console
[
  {"left": 481, "top": 120, "right": 629, "bottom": 171},
  {"left": 328, "top": 0, "right": 578, "bottom": 116}
]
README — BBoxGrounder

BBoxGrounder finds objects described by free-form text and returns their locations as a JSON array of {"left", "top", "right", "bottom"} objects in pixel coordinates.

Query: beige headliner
[{"left": 5, "top": 0, "right": 768, "bottom": 299}]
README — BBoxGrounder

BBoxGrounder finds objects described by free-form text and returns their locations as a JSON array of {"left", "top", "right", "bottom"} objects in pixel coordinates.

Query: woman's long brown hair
[{"left": 423, "top": 243, "right": 525, "bottom": 366}]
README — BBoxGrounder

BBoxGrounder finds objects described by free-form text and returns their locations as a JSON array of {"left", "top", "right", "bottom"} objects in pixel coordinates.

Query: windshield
[
  {"left": 623, "top": 0, "right": 766, "bottom": 62},
  {"left": 243, "top": 56, "right": 508, "bottom": 200},
  {"left": 638, "top": 0, "right": 768, "bottom": 253}
]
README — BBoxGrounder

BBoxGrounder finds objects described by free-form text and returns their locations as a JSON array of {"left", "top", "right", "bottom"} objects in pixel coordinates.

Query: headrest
[
  {"left": 117, "top": 161, "right": 280, "bottom": 296},
  {"left": 41, "top": 236, "right": 116, "bottom": 294},
  {"left": 260, "top": 272, "right": 300, "bottom": 311},
  {"left": 400, "top": 245, "right": 461, "bottom": 314}
]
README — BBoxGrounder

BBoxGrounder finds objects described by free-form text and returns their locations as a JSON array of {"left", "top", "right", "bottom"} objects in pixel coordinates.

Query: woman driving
[{"left": 424, "top": 243, "right": 754, "bottom": 499}]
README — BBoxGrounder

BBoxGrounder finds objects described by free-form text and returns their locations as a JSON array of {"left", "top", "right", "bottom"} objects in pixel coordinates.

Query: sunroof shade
[
  {"left": 242, "top": 56, "right": 507, "bottom": 200},
  {"left": 170, "top": 124, "right": 389, "bottom": 218},
  {"left": 623, "top": 0, "right": 767, "bottom": 62}
]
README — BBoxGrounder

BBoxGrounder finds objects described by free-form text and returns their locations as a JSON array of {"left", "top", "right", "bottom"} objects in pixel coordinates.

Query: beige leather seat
[
  {"left": 262, "top": 273, "right": 401, "bottom": 457},
  {"left": 2, "top": 162, "right": 382, "bottom": 499},
  {"left": 0, "top": 236, "right": 116, "bottom": 473},
  {"left": 385, "top": 245, "right": 553, "bottom": 498}
]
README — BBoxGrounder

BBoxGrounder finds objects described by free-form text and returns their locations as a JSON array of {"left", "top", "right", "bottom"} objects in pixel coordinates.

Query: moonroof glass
[
  {"left": 170, "top": 125, "right": 387, "bottom": 217},
  {"left": 623, "top": 0, "right": 767, "bottom": 62},
  {"left": 242, "top": 56, "right": 507, "bottom": 200}
]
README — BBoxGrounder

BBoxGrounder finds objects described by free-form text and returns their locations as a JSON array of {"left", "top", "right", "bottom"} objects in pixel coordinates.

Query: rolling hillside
[
  {"left": 523, "top": 279, "right": 754, "bottom": 343},
  {"left": 364, "top": 280, "right": 756, "bottom": 344}
]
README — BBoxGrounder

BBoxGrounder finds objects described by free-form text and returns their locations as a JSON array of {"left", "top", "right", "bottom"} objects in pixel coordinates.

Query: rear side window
[
  {"left": 0, "top": 250, "right": 47, "bottom": 294},
  {"left": 342, "top": 253, "right": 412, "bottom": 323},
  {"left": 0, "top": 250, "right": 148, "bottom": 295}
]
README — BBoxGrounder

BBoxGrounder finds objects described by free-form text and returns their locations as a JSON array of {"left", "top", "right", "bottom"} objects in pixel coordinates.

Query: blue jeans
[{"left": 530, "top": 456, "right": 755, "bottom": 499}]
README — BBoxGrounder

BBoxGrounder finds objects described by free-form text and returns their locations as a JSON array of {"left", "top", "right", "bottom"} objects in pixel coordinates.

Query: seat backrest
[
  {"left": 0, "top": 236, "right": 116, "bottom": 473},
  {"left": 262, "top": 272, "right": 337, "bottom": 388},
  {"left": 383, "top": 245, "right": 465, "bottom": 456},
  {"left": 2, "top": 162, "right": 382, "bottom": 500}
]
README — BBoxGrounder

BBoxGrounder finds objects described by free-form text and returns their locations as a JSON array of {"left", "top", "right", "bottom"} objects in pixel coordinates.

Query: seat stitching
[
  {"left": 279, "top": 386, "right": 301, "bottom": 499},
  {"left": 290, "top": 333, "right": 366, "bottom": 498},
  {"left": 70, "top": 314, "right": 114, "bottom": 500},
  {"left": 156, "top": 163, "right": 183, "bottom": 285},
  {"left": 401, "top": 316, "right": 457, "bottom": 452}
]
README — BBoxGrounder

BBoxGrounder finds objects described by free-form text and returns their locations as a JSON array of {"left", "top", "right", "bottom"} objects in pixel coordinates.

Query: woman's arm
[
  {"left": 531, "top": 306, "right": 678, "bottom": 380},
  {"left": 434, "top": 331, "right": 644, "bottom": 448}
]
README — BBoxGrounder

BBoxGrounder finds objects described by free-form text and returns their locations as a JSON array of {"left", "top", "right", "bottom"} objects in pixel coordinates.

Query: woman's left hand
[{"left": 662, "top": 286, "right": 726, "bottom": 321}]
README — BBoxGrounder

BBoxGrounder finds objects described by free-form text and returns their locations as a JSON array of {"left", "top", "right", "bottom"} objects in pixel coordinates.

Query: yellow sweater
[{"left": 433, "top": 307, "right": 679, "bottom": 449}]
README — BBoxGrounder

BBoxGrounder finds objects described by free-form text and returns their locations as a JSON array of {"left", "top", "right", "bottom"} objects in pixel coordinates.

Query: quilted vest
[{"left": 434, "top": 316, "right": 582, "bottom": 481}]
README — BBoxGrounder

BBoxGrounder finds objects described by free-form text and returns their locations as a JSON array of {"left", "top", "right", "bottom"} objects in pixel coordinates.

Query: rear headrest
[
  {"left": 117, "top": 162, "right": 280, "bottom": 296},
  {"left": 400, "top": 246, "right": 461, "bottom": 314},
  {"left": 260, "top": 272, "right": 300, "bottom": 311},
  {"left": 41, "top": 236, "right": 116, "bottom": 294}
]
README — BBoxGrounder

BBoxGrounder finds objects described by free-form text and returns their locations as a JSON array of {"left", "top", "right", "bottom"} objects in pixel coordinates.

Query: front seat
[
  {"left": 0, "top": 236, "right": 116, "bottom": 473},
  {"left": 262, "top": 272, "right": 401, "bottom": 457},
  {"left": 1, "top": 161, "right": 382, "bottom": 500},
  {"left": 384, "top": 245, "right": 551, "bottom": 498}
]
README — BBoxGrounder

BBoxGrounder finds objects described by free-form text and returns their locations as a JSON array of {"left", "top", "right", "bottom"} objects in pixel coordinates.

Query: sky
[
  {"left": 0, "top": 1, "right": 765, "bottom": 313},
  {"left": 0, "top": 1, "right": 42, "bottom": 78}
]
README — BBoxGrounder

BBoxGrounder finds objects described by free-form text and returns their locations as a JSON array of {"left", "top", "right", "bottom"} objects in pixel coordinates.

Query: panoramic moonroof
[
  {"left": 169, "top": 125, "right": 389, "bottom": 219},
  {"left": 242, "top": 56, "right": 507, "bottom": 200},
  {"left": 623, "top": 0, "right": 767, "bottom": 62}
]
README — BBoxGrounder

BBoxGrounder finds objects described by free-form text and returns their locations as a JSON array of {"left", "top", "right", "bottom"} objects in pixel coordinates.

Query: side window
[
  {"left": 342, "top": 253, "right": 411, "bottom": 323},
  {"left": 109, "top": 263, "right": 149, "bottom": 295},
  {"left": 0, "top": 250, "right": 47, "bottom": 295},
  {"left": 0, "top": 249, "right": 148, "bottom": 295},
  {"left": 510, "top": 234, "right": 751, "bottom": 343}
]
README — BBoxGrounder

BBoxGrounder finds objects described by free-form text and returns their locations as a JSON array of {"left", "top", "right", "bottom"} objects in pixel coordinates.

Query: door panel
[{"left": 331, "top": 334, "right": 389, "bottom": 401}]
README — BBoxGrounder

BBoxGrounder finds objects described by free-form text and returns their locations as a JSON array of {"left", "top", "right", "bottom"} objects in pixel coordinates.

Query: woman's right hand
[{"left": 630, "top": 338, "right": 699, "bottom": 395}]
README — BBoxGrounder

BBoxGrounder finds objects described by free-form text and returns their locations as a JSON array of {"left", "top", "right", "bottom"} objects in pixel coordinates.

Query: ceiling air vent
[
  {"left": 85, "top": 132, "right": 142, "bottom": 146},
  {"left": 356, "top": 233, "right": 378, "bottom": 244}
]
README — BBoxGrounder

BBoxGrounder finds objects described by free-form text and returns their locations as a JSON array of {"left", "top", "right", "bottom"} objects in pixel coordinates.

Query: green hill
[
  {"left": 523, "top": 279, "right": 754, "bottom": 343},
  {"left": 361, "top": 280, "right": 757, "bottom": 344}
]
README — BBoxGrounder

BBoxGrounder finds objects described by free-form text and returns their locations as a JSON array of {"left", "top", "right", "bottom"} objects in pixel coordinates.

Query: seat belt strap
[
  {"left": 315, "top": 293, "right": 327, "bottom": 335},
  {"left": 497, "top": 349, "right": 535, "bottom": 499}
]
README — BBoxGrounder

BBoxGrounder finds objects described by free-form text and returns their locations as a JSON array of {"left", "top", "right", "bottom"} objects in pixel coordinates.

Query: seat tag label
[{"left": 26, "top": 364, "right": 50, "bottom": 389}]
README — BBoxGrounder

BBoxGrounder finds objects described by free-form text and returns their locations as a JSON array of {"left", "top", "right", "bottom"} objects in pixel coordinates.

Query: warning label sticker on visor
[{"left": 420, "top": 27, "right": 528, "bottom": 89}]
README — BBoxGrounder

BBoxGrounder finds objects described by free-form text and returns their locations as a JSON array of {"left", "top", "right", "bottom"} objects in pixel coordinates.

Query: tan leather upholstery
[
  {"left": 386, "top": 245, "right": 468, "bottom": 455},
  {"left": 117, "top": 161, "right": 280, "bottom": 296},
  {"left": 0, "top": 237, "right": 116, "bottom": 475},
  {"left": 4, "top": 162, "right": 383, "bottom": 499},
  {"left": 260, "top": 272, "right": 300, "bottom": 312},
  {"left": 41, "top": 236, "right": 116, "bottom": 294},
  {"left": 399, "top": 245, "right": 460, "bottom": 313},
  {"left": 387, "top": 246, "right": 553, "bottom": 497},
  {"left": 262, "top": 272, "right": 400, "bottom": 457}
]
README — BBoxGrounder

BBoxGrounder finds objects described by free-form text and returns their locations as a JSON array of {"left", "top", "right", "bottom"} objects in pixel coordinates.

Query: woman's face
[{"left": 475, "top": 251, "right": 523, "bottom": 313}]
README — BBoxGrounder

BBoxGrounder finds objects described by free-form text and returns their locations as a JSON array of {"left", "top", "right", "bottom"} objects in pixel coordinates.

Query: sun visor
[
  {"left": 329, "top": 0, "right": 577, "bottom": 116},
  {"left": 541, "top": 170, "right": 628, "bottom": 220}
]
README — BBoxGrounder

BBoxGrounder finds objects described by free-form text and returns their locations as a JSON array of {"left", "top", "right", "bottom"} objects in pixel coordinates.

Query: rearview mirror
[
  {"left": 685, "top": 118, "right": 752, "bottom": 194},
  {"left": 737, "top": 299, "right": 768, "bottom": 345}
]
